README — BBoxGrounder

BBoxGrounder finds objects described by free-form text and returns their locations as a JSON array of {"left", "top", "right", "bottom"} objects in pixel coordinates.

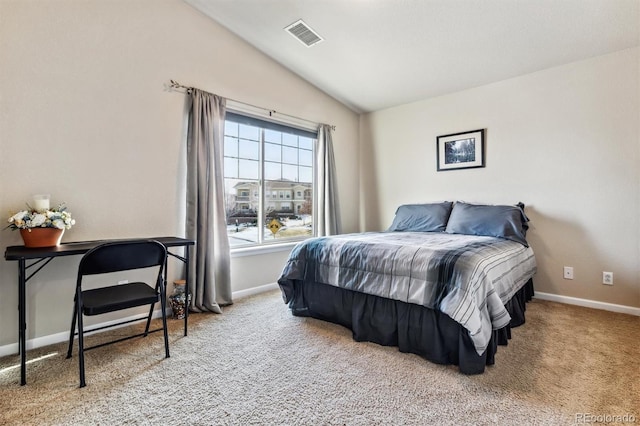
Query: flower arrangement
[{"left": 6, "top": 203, "right": 75, "bottom": 231}]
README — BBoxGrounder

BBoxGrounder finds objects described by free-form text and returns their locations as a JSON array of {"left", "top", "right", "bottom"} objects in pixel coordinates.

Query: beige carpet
[{"left": 0, "top": 289, "right": 638, "bottom": 425}]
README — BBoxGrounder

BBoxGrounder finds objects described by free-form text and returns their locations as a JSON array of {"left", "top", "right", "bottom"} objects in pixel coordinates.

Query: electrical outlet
[
  {"left": 563, "top": 266, "right": 574, "bottom": 280},
  {"left": 602, "top": 272, "right": 613, "bottom": 285}
]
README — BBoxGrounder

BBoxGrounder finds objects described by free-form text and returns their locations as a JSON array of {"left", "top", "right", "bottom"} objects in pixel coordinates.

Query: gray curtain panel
[
  {"left": 315, "top": 124, "right": 341, "bottom": 236},
  {"left": 185, "top": 89, "right": 232, "bottom": 313}
]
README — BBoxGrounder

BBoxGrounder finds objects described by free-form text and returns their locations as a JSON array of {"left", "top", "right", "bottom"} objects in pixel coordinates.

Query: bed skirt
[{"left": 280, "top": 278, "right": 534, "bottom": 374}]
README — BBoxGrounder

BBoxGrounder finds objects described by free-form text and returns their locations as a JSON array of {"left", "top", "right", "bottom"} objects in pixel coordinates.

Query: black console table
[{"left": 4, "top": 236, "right": 195, "bottom": 386}]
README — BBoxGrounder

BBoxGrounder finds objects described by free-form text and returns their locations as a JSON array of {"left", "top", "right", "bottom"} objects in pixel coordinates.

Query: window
[{"left": 223, "top": 112, "right": 316, "bottom": 248}]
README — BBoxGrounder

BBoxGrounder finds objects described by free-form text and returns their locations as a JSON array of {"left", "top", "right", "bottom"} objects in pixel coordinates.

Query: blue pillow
[
  {"left": 445, "top": 202, "right": 529, "bottom": 246},
  {"left": 388, "top": 202, "right": 453, "bottom": 232}
]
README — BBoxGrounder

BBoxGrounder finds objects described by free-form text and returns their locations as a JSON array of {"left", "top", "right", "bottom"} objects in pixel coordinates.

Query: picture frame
[{"left": 436, "top": 129, "right": 485, "bottom": 171}]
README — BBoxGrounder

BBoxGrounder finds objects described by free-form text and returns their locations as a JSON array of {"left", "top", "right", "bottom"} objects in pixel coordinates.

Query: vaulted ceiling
[{"left": 185, "top": 0, "right": 640, "bottom": 113}]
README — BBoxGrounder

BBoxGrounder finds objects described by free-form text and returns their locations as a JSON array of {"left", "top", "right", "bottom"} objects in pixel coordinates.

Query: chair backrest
[{"left": 78, "top": 240, "right": 167, "bottom": 277}]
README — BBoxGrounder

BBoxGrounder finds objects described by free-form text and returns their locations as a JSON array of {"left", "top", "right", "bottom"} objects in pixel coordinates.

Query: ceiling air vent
[{"left": 284, "top": 19, "right": 324, "bottom": 47}]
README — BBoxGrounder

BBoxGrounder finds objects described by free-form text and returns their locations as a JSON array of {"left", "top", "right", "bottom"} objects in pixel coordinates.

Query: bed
[{"left": 277, "top": 201, "right": 537, "bottom": 374}]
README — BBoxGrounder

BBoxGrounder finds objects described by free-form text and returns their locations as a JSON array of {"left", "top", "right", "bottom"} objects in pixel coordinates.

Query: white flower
[
  {"left": 9, "top": 211, "right": 28, "bottom": 223},
  {"left": 5, "top": 201, "right": 75, "bottom": 231},
  {"left": 30, "top": 213, "right": 46, "bottom": 227}
]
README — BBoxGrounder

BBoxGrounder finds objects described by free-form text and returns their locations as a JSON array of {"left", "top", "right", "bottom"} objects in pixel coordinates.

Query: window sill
[{"left": 230, "top": 241, "right": 299, "bottom": 258}]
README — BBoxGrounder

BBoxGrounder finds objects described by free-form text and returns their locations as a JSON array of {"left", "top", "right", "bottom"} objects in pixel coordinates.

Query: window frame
[{"left": 223, "top": 110, "right": 318, "bottom": 249}]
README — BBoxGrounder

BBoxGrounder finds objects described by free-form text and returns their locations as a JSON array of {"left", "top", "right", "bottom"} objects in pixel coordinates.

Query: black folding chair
[{"left": 66, "top": 239, "right": 169, "bottom": 387}]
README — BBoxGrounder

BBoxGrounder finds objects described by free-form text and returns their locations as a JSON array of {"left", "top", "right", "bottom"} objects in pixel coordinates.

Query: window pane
[
  {"left": 282, "top": 133, "right": 297, "bottom": 147},
  {"left": 283, "top": 164, "right": 297, "bottom": 181},
  {"left": 264, "top": 143, "right": 281, "bottom": 162},
  {"left": 265, "top": 129, "right": 281, "bottom": 144},
  {"left": 239, "top": 139, "right": 259, "bottom": 160},
  {"left": 264, "top": 180, "right": 313, "bottom": 242},
  {"left": 283, "top": 146, "right": 298, "bottom": 164},
  {"left": 299, "top": 166, "right": 312, "bottom": 183},
  {"left": 239, "top": 124, "right": 259, "bottom": 141},
  {"left": 299, "top": 136, "right": 313, "bottom": 150},
  {"left": 225, "top": 178, "right": 259, "bottom": 248},
  {"left": 299, "top": 149, "right": 312, "bottom": 166},
  {"left": 238, "top": 159, "right": 259, "bottom": 179},
  {"left": 224, "top": 158, "right": 238, "bottom": 178},
  {"left": 264, "top": 161, "right": 281, "bottom": 180},
  {"left": 224, "top": 136, "right": 238, "bottom": 158},
  {"left": 225, "top": 122, "right": 239, "bottom": 137}
]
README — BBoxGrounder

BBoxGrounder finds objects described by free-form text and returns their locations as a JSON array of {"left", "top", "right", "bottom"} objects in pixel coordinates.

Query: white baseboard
[
  {"left": 232, "top": 282, "right": 279, "bottom": 300},
  {"left": 0, "top": 311, "right": 164, "bottom": 358},
  {"left": 0, "top": 283, "right": 280, "bottom": 358},
  {"left": 534, "top": 292, "right": 640, "bottom": 316},
  {"left": 13, "top": 285, "right": 634, "bottom": 358}
]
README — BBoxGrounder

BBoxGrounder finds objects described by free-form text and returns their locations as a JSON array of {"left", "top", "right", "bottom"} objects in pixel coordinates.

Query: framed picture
[{"left": 436, "top": 129, "right": 485, "bottom": 171}]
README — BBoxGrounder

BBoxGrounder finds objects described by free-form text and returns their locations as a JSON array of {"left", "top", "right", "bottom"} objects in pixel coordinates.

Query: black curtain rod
[{"left": 168, "top": 80, "right": 336, "bottom": 131}]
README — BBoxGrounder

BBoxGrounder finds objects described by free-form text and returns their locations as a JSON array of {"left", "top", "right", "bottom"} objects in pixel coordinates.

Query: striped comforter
[{"left": 278, "top": 231, "right": 537, "bottom": 355}]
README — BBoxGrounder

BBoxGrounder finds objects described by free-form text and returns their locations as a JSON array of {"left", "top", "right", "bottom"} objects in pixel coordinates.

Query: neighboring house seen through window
[{"left": 223, "top": 112, "right": 316, "bottom": 248}]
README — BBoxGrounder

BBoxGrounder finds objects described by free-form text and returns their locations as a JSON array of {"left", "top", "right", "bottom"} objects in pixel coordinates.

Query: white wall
[
  {"left": 0, "top": 0, "right": 359, "bottom": 348},
  {"left": 361, "top": 48, "right": 640, "bottom": 308}
]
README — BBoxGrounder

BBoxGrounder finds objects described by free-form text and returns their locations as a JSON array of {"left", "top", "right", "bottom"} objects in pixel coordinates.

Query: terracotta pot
[{"left": 19, "top": 228, "right": 64, "bottom": 248}]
